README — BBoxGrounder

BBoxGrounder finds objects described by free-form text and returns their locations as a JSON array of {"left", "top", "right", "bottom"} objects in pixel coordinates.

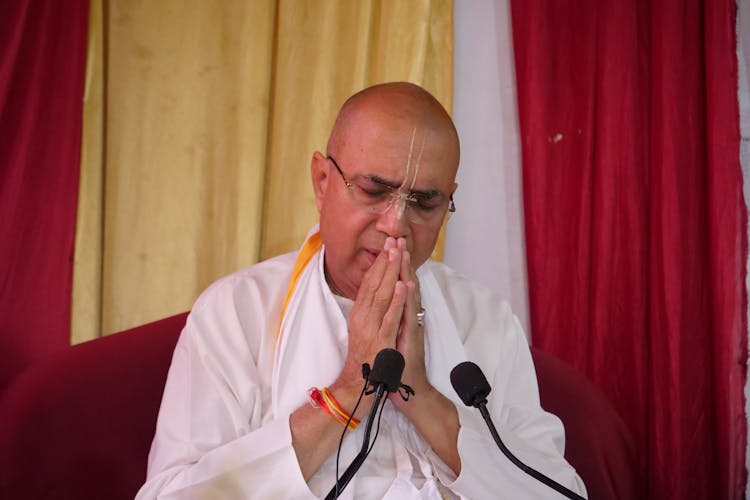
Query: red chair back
[
  {"left": 0, "top": 313, "right": 187, "bottom": 500},
  {"left": 0, "top": 314, "right": 640, "bottom": 499}
]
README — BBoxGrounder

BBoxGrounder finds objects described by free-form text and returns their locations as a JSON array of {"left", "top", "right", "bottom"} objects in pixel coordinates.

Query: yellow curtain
[{"left": 72, "top": 0, "right": 454, "bottom": 343}]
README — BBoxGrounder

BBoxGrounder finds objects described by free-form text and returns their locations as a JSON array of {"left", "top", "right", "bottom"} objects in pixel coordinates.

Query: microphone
[
  {"left": 450, "top": 361, "right": 586, "bottom": 500},
  {"left": 368, "top": 348, "right": 405, "bottom": 393},
  {"left": 325, "top": 348, "right": 405, "bottom": 500}
]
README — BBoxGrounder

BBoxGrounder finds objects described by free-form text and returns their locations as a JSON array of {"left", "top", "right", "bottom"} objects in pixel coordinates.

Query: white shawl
[{"left": 271, "top": 229, "right": 469, "bottom": 498}]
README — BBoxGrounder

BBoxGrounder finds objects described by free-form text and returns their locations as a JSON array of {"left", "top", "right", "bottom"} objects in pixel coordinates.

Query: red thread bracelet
[{"left": 308, "top": 387, "right": 359, "bottom": 429}]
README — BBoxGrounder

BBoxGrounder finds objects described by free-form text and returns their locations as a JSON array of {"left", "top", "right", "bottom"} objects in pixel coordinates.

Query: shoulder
[
  {"left": 191, "top": 251, "right": 297, "bottom": 314},
  {"left": 422, "top": 260, "right": 526, "bottom": 360},
  {"left": 175, "top": 251, "right": 298, "bottom": 365},
  {"left": 421, "top": 260, "right": 516, "bottom": 322}
]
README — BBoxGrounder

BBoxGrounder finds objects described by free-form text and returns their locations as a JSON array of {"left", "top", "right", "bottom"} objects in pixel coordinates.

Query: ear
[{"left": 310, "top": 151, "right": 330, "bottom": 213}]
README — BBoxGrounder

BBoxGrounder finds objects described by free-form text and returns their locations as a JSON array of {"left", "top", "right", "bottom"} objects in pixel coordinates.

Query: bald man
[{"left": 137, "top": 83, "right": 586, "bottom": 499}]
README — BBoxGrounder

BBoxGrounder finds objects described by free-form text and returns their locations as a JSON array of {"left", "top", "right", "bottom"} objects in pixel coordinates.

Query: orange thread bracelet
[
  {"left": 308, "top": 387, "right": 354, "bottom": 429},
  {"left": 322, "top": 387, "right": 360, "bottom": 427},
  {"left": 308, "top": 387, "right": 359, "bottom": 430}
]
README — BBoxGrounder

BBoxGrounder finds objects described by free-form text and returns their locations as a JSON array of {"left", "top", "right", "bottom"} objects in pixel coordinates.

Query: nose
[{"left": 375, "top": 197, "right": 410, "bottom": 239}]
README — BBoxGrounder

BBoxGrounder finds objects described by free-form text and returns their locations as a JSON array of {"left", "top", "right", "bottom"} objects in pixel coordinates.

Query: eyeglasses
[{"left": 326, "top": 155, "right": 456, "bottom": 226}]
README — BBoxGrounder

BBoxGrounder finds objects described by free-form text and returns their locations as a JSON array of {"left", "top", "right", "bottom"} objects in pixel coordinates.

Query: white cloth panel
[{"left": 445, "top": 0, "right": 530, "bottom": 337}]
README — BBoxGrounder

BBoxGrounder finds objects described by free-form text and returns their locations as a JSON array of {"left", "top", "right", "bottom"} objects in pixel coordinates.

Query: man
[{"left": 137, "top": 82, "right": 586, "bottom": 499}]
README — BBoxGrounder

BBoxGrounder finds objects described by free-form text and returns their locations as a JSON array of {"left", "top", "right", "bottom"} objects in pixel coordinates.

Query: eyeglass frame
[{"left": 325, "top": 154, "right": 456, "bottom": 224}]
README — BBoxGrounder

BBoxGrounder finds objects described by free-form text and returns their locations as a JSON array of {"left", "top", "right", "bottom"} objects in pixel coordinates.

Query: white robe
[{"left": 137, "top": 236, "right": 586, "bottom": 499}]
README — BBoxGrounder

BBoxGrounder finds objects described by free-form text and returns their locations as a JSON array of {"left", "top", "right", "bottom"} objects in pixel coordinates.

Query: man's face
[{"left": 312, "top": 107, "right": 458, "bottom": 299}]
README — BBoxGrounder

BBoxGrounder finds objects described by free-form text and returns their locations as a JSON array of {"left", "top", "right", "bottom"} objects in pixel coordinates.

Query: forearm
[
  {"left": 290, "top": 380, "right": 373, "bottom": 480},
  {"left": 394, "top": 384, "right": 462, "bottom": 475},
  {"left": 444, "top": 405, "right": 587, "bottom": 498},
  {"left": 138, "top": 416, "right": 312, "bottom": 499},
  {"left": 290, "top": 405, "right": 346, "bottom": 480}
]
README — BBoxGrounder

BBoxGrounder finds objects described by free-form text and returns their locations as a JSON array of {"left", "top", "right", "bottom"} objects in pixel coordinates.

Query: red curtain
[
  {"left": 0, "top": 0, "right": 89, "bottom": 387},
  {"left": 511, "top": 0, "right": 747, "bottom": 498}
]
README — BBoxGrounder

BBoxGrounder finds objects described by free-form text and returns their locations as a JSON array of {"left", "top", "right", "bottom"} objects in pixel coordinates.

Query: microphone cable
[
  {"left": 333, "top": 370, "right": 368, "bottom": 499},
  {"left": 326, "top": 349, "right": 411, "bottom": 499},
  {"left": 451, "top": 361, "right": 586, "bottom": 500},
  {"left": 332, "top": 365, "right": 389, "bottom": 499}
]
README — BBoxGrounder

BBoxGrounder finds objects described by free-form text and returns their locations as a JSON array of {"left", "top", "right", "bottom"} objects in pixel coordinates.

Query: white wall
[{"left": 445, "top": 0, "right": 530, "bottom": 337}]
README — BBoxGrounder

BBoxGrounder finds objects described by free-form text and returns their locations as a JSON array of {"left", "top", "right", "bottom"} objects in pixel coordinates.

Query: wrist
[
  {"left": 391, "top": 380, "right": 434, "bottom": 414},
  {"left": 329, "top": 378, "right": 372, "bottom": 420}
]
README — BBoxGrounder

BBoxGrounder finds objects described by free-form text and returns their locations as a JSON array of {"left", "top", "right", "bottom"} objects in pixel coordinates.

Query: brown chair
[{"left": 0, "top": 313, "right": 639, "bottom": 499}]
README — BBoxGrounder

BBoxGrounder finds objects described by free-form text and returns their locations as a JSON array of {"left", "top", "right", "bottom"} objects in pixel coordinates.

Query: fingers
[
  {"left": 354, "top": 237, "right": 395, "bottom": 305},
  {"left": 400, "top": 280, "right": 419, "bottom": 334},
  {"left": 395, "top": 238, "right": 420, "bottom": 328},
  {"left": 380, "top": 281, "right": 408, "bottom": 339},
  {"left": 349, "top": 237, "right": 407, "bottom": 347},
  {"left": 372, "top": 246, "right": 402, "bottom": 314},
  {"left": 349, "top": 236, "right": 425, "bottom": 345}
]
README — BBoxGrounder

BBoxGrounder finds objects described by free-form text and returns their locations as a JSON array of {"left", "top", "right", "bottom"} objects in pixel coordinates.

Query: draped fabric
[
  {"left": 73, "top": 0, "right": 454, "bottom": 341},
  {"left": 447, "top": 0, "right": 530, "bottom": 336},
  {"left": 0, "top": 0, "right": 89, "bottom": 386},
  {"left": 511, "top": 0, "right": 747, "bottom": 498}
]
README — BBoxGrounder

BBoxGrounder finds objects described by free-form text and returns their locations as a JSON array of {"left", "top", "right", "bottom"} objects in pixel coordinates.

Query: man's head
[{"left": 311, "top": 82, "right": 460, "bottom": 299}]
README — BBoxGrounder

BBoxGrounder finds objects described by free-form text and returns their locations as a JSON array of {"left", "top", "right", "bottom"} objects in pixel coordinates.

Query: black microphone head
[
  {"left": 450, "top": 361, "right": 491, "bottom": 408},
  {"left": 368, "top": 348, "right": 405, "bottom": 393}
]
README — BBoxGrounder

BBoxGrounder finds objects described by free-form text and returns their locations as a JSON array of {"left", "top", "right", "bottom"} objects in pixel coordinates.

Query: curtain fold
[
  {"left": 0, "top": 0, "right": 89, "bottom": 385},
  {"left": 511, "top": 0, "right": 747, "bottom": 498},
  {"left": 71, "top": 0, "right": 105, "bottom": 345},
  {"left": 73, "top": 0, "right": 454, "bottom": 340}
]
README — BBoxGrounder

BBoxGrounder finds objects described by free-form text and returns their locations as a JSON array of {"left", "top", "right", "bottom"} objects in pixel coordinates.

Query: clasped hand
[{"left": 333, "top": 237, "right": 430, "bottom": 421}]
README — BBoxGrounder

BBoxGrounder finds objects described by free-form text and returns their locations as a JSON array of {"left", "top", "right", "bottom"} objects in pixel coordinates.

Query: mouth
[{"left": 364, "top": 249, "right": 380, "bottom": 265}]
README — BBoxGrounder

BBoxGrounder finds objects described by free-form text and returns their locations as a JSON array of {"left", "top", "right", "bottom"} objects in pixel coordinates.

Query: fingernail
[{"left": 389, "top": 248, "right": 398, "bottom": 261}]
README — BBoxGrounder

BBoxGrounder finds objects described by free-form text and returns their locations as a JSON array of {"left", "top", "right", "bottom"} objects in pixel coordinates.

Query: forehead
[{"left": 337, "top": 110, "right": 458, "bottom": 189}]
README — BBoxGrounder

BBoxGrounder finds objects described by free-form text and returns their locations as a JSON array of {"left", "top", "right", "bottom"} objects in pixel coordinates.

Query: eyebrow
[{"left": 365, "top": 174, "right": 444, "bottom": 199}]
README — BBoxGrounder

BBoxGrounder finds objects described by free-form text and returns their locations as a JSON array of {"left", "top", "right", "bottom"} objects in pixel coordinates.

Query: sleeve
[
  {"left": 135, "top": 284, "right": 316, "bottom": 500},
  {"left": 435, "top": 306, "right": 588, "bottom": 499}
]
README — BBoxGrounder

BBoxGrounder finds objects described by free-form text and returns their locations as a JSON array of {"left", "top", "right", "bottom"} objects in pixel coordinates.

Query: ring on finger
[{"left": 416, "top": 308, "right": 426, "bottom": 327}]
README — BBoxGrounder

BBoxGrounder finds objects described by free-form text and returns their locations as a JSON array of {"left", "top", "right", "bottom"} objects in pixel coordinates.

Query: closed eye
[
  {"left": 356, "top": 179, "right": 394, "bottom": 198},
  {"left": 411, "top": 192, "right": 445, "bottom": 210}
]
